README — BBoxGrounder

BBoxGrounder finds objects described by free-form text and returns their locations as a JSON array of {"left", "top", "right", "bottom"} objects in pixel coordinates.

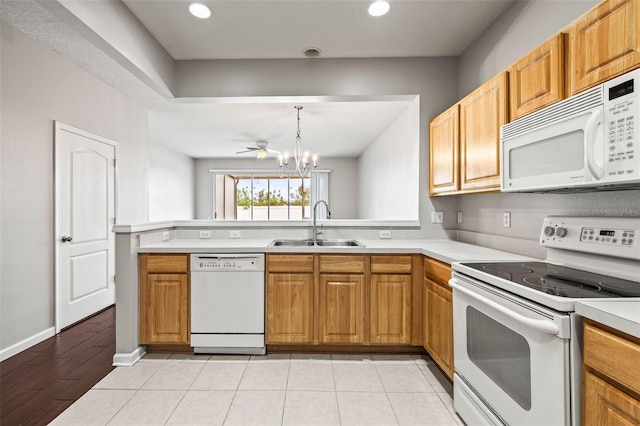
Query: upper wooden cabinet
[
  {"left": 428, "top": 72, "right": 507, "bottom": 196},
  {"left": 139, "top": 254, "right": 189, "bottom": 345},
  {"left": 509, "top": 34, "right": 566, "bottom": 120},
  {"left": 429, "top": 105, "right": 459, "bottom": 196},
  {"left": 569, "top": 0, "right": 640, "bottom": 95},
  {"left": 459, "top": 71, "right": 509, "bottom": 193}
]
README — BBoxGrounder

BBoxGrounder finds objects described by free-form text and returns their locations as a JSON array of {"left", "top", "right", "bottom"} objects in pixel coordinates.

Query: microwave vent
[{"left": 501, "top": 86, "right": 603, "bottom": 140}]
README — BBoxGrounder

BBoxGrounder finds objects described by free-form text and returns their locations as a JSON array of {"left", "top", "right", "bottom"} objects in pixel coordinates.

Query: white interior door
[{"left": 55, "top": 122, "right": 117, "bottom": 331}]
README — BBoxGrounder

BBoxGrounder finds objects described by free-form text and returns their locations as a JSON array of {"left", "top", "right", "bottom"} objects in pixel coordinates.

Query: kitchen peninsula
[{"left": 112, "top": 220, "right": 530, "bottom": 369}]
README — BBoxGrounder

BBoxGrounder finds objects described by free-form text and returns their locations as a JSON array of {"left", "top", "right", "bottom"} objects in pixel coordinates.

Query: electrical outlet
[
  {"left": 199, "top": 230, "right": 211, "bottom": 239},
  {"left": 379, "top": 230, "right": 392, "bottom": 239},
  {"left": 162, "top": 231, "right": 170, "bottom": 241},
  {"left": 229, "top": 230, "right": 241, "bottom": 239},
  {"left": 457, "top": 211, "right": 463, "bottom": 224},
  {"left": 431, "top": 211, "right": 444, "bottom": 224},
  {"left": 503, "top": 212, "right": 511, "bottom": 228}
]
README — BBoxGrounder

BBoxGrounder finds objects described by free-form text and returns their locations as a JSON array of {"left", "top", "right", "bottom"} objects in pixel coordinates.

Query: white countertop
[
  {"left": 138, "top": 238, "right": 531, "bottom": 264},
  {"left": 575, "top": 300, "right": 640, "bottom": 339}
]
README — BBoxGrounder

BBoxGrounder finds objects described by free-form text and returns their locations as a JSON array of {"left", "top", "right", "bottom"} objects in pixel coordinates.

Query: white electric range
[{"left": 449, "top": 216, "right": 640, "bottom": 426}]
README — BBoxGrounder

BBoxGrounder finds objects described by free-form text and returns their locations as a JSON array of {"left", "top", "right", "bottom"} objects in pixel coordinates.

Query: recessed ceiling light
[
  {"left": 303, "top": 47, "right": 322, "bottom": 58},
  {"left": 368, "top": 1, "right": 390, "bottom": 17},
  {"left": 188, "top": 2, "right": 212, "bottom": 19}
]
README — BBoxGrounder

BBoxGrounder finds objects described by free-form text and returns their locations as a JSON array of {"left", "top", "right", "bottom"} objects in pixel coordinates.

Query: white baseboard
[
  {"left": 112, "top": 346, "right": 146, "bottom": 367},
  {"left": 0, "top": 327, "right": 56, "bottom": 362}
]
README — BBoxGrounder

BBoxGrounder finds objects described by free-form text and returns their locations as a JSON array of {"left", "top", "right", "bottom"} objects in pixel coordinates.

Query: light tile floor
[{"left": 50, "top": 353, "right": 463, "bottom": 425}]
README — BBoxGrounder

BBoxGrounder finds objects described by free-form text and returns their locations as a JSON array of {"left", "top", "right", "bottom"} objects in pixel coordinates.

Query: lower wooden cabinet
[
  {"left": 370, "top": 274, "right": 413, "bottom": 345},
  {"left": 266, "top": 253, "right": 419, "bottom": 347},
  {"left": 318, "top": 273, "right": 365, "bottom": 344},
  {"left": 423, "top": 257, "right": 454, "bottom": 380},
  {"left": 139, "top": 254, "right": 189, "bottom": 345},
  {"left": 583, "top": 319, "right": 640, "bottom": 426},
  {"left": 266, "top": 255, "right": 314, "bottom": 344},
  {"left": 266, "top": 273, "right": 314, "bottom": 343}
]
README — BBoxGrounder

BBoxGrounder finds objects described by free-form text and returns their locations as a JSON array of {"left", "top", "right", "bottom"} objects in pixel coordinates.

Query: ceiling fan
[{"left": 235, "top": 140, "right": 280, "bottom": 158}]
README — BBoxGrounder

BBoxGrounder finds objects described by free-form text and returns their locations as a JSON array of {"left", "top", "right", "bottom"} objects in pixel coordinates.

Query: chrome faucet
[{"left": 312, "top": 200, "right": 331, "bottom": 244}]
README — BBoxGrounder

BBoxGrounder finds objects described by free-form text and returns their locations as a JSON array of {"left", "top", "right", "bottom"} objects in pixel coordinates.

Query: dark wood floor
[{"left": 0, "top": 306, "right": 116, "bottom": 426}]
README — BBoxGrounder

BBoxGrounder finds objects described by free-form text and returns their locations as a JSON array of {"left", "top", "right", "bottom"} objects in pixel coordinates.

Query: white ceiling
[
  {"left": 121, "top": 0, "right": 514, "bottom": 60},
  {"left": 150, "top": 99, "right": 415, "bottom": 158}
]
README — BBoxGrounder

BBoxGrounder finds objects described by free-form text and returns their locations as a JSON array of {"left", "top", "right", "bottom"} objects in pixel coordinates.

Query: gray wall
[
  {"left": 0, "top": 26, "right": 149, "bottom": 353},
  {"left": 455, "top": 0, "right": 640, "bottom": 257}
]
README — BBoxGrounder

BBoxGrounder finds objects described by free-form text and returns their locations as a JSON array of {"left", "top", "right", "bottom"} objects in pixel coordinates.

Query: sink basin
[
  {"left": 316, "top": 239, "right": 363, "bottom": 247},
  {"left": 269, "top": 239, "right": 363, "bottom": 247},
  {"left": 269, "top": 239, "right": 315, "bottom": 247}
]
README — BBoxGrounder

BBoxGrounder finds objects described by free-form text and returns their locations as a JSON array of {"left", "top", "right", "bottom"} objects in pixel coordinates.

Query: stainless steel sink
[
  {"left": 269, "top": 239, "right": 315, "bottom": 247},
  {"left": 269, "top": 239, "right": 363, "bottom": 247},
  {"left": 316, "top": 239, "right": 363, "bottom": 247}
]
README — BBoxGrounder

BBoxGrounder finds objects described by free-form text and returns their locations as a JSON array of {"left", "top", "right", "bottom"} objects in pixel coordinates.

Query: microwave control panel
[{"left": 604, "top": 69, "right": 639, "bottom": 181}]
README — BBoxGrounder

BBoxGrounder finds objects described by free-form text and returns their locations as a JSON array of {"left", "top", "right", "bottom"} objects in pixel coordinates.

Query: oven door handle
[{"left": 449, "top": 279, "right": 560, "bottom": 336}]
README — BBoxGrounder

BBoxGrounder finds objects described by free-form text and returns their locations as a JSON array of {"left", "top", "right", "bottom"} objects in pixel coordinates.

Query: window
[{"left": 211, "top": 170, "right": 329, "bottom": 220}]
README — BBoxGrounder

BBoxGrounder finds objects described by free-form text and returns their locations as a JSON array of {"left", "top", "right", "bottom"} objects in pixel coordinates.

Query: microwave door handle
[
  {"left": 449, "top": 279, "right": 560, "bottom": 335},
  {"left": 585, "top": 109, "right": 603, "bottom": 180}
]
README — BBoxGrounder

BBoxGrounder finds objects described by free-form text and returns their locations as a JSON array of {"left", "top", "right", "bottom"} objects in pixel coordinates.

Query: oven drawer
[{"left": 584, "top": 320, "right": 640, "bottom": 395}]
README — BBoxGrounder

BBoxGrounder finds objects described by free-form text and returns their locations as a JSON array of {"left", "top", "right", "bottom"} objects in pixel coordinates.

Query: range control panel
[
  {"left": 580, "top": 227, "right": 635, "bottom": 247},
  {"left": 541, "top": 216, "right": 640, "bottom": 261}
]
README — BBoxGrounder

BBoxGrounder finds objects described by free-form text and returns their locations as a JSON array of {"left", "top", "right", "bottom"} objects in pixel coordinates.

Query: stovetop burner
[{"left": 464, "top": 262, "right": 640, "bottom": 298}]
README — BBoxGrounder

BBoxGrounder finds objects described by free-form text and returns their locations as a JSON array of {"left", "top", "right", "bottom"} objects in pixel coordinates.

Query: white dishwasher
[{"left": 190, "top": 253, "right": 265, "bottom": 355}]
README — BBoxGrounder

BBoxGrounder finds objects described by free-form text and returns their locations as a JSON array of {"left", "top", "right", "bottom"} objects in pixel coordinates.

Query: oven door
[{"left": 450, "top": 273, "right": 572, "bottom": 426}]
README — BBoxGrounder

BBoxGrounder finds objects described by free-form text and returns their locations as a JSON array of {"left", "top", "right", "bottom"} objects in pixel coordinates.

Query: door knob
[{"left": 61, "top": 236, "right": 73, "bottom": 242}]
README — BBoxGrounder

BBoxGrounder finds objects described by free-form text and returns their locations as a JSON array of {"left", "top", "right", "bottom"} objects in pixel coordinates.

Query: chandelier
[{"left": 278, "top": 106, "right": 318, "bottom": 177}]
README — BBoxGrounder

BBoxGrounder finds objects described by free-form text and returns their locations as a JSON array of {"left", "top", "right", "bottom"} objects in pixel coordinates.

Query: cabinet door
[
  {"left": 510, "top": 34, "right": 565, "bottom": 120},
  {"left": 140, "top": 273, "right": 188, "bottom": 344},
  {"left": 584, "top": 371, "right": 640, "bottom": 426},
  {"left": 423, "top": 277, "right": 453, "bottom": 380},
  {"left": 370, "top": 274, "right": 412, "bottom": 344},
  {"left": 569, "top": 0, "right": 640, "bottom": 95},
  {"left": 266, "top": 273, "right": 314, "bottom": 344},
  {"left": 429, "top": 105, "right": 460, "bottom": 195},
  {"left": 459, "top": 71, "right": 508, "bottom": 193},
  {"left": 319, "top": 274, "right": 365, "bottom": 344}
]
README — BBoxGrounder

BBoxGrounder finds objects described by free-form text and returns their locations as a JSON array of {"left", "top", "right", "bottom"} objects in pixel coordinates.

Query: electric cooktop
[{"left": 461, "top": 262, "right": 640, "bottom": 299}]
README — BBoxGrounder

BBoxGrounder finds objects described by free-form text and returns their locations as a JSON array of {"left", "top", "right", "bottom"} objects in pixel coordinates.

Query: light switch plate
[{"left": 431, "top": 211, "right": 444, "bottom": 224}]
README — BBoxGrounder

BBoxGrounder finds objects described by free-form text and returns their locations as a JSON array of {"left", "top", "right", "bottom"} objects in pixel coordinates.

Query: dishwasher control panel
[{"left": 190, "top": 254, "right": 265, "bottom": 272}]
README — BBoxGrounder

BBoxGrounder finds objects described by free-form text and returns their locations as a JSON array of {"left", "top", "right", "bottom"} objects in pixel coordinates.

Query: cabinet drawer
[
  {"left": 144, "top": 254, "right": 188, "bottom": 273},
  {"left": 424, "top": 257, "right": 451, "bottom": 289},
  {"left": 319, "top": 255, "right": 366, "bottom": 273},
  {"left": 267, "top": 254, "right": 314, "bottom": 273},
  {"left": 584, "top": 321, "right": 640, "bottom": 395},
  {"left": 371, "top": 255, "right": 412, "bottom": 274}
]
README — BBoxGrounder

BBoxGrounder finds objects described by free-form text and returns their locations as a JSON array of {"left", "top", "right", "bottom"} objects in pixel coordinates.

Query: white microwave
[{"left": 501, "top": 68, "right": 640, "bottom": 192}]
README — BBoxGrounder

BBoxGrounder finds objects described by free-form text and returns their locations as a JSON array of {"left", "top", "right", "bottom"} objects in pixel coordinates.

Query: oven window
[{"left": 467, "top": 307, "right": 532, "bottom": 410}]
